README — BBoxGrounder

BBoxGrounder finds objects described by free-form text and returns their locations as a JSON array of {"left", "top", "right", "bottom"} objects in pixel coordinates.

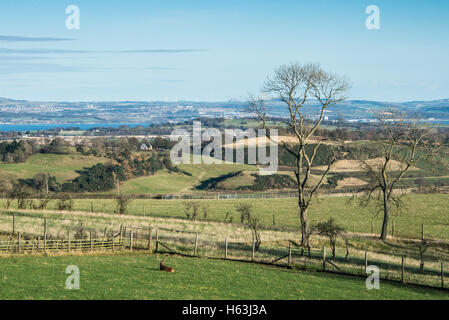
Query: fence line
[
  {"left": 1, "top": 216, "right": 448, "bottom": 291},
  {"left": 3, "top": 209, "right": 448, "bottom": 242},
  {"left": 0, "top": 236, "right": 124, "bottom": 254},
  {"left": 115, "top": 225, "right": 449, "bottom": 291}
]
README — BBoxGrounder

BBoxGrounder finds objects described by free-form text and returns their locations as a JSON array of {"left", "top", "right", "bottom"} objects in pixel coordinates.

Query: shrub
[{"left": 56, "top": 194, "right": 74, "bottom": 211}]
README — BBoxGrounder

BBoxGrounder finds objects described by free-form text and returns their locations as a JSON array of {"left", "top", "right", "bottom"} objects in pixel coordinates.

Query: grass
[
  {"left": 0, "top": 252, "right": 447, "bottom": 300},
  {"left": 215, "top": 171, "right": 256, "bottom": 190},
  {"left": 113, "top": 170, "right": 198, "bottom": 194},
  {"left": 108, "top": 162, "right": 257, "bottom": 195},
  {"left": 1, "top": 197, "right": 448, "bottom": 291},
  {"left": 4, "top": 193, "right": 447, "bottom": 240},
  {"left": 0, "top": 153, "right": 107, "bottom": 183}
]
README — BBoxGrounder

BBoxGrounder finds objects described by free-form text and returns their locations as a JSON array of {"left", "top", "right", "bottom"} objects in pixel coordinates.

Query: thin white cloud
[
  {"left": 0, "top": 48, "right": 207, "bottom": 54},
  {"left": 0, "top": 35, "right": 75, "bottom": 41}
]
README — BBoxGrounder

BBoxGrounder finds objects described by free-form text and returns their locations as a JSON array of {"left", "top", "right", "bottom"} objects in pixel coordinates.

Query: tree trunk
[
  {"left": 300, "top": 206, "right": 308, "bottom": 247},
  {"left": 380, "top": 190, "right": 390, "bottom": 240}
]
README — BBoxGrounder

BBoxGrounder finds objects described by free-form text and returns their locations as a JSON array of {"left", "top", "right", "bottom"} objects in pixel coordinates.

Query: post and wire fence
[
  {"left": 117, "top": 225, "right": 448, "bottom": 291},
  {"left": 0, "top": 213, "right": 447, "bottom": 291}
]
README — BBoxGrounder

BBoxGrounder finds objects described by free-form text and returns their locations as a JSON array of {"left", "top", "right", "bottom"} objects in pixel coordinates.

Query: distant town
[{"left": 1, "top": 97, "right": 448, "bottom": 131}]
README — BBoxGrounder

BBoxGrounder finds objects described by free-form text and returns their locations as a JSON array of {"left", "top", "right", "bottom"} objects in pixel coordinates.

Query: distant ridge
[{"left": 0, "top": 97, "right": 448, "bottom": 126}]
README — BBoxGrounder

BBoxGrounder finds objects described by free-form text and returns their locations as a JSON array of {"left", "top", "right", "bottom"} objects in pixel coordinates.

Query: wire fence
[
  {"left": 0, "top": 236, "right": 125, "bottom": 254},
  {"left": 120, "top": 225, "right": 448, "bottom": 291},
  {"left": 0, "top": 214, "right": 448, "bottom": 292}
]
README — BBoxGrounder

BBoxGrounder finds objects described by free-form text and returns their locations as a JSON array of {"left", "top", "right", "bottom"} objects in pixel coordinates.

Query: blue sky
[{"left": 0, "top": 0, "right": 448, "bottom": 102}]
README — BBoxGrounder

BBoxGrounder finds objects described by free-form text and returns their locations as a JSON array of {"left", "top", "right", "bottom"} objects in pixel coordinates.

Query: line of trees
[{"left": 0, "top": 140, "right": 35, "bottom": 163}]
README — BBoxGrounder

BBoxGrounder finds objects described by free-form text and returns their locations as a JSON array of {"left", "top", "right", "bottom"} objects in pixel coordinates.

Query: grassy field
[
  {"left": 0, "top": 153, "right": 107, "bottom": 182},
  {"left": 0, "top": 252, "right": 447, "bottom": 300},
  {"left": 5, "top": 193, "right": 447, "bottom": 240},
  {"left": 107, "top": 162, "right": 257, "bottom": 195}
]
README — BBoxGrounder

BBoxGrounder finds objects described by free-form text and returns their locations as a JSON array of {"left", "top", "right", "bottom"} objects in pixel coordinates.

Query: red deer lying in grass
[{"left": 157, "top": 254, "right": 174, "bottom": 272}]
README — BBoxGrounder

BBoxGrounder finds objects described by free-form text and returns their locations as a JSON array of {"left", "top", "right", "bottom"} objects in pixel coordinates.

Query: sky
[{"left": 0, "top": 0, "right": 448, "bottom": 102}]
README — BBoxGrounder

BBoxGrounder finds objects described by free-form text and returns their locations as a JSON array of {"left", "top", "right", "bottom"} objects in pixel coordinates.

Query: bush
[
  {"left": 115, "top": 196, "right": 132, "bottom": 214},
  {"left": 56, "top": 194, "right": 74, "bottom": 211},
  {"left": 312, "top": 218, "right": 345, "bottom": 259}
]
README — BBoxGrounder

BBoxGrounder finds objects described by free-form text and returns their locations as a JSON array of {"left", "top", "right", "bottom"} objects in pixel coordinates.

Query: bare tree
[
  {"left": 8, "top": 183, "right": 33, "bottom": 209},
  {"left": 313, "top": 218, "right": 345, "bottom": 260},
  {"left": 57, "top": 194, "right": 74, "bottom": 211},
  {"left": 236, "top": 203, "right": 261, "bottom": 250},
  {"left": 183, "top": 201, "right": 201, "bottom": 220},
  {"left": 416, "top": 239, "right": 430, "bottom": 273},
  {"left": 358, "top": 111, "right": 445, "bottom": 240},
  {"left": 250, "top": 62, "right": 350, "bottom": 247}
]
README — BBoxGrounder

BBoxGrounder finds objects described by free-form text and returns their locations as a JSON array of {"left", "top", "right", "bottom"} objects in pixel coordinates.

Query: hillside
[
  {"left": 109, "top": 162, "right": 257, "bottom": 195},
  {"left": 0, "top": 153, "right": 108, "bottom": 182}
]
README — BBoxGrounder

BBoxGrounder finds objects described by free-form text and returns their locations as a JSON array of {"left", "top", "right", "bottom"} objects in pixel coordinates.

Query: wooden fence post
[
  {"left": 90, "top": 232, "right": 93, "bottom": 252},
  {"left": 43, "top": 218, "right": 47, "bottom": 253},
  {"left": 12, "top": 214, "right": 15, "bottom": 235},
  {"left": 421, "top": 224, "right": 425, "bottom": 240},
  {"left": 441, "top": 262, "right": 445, "bottom": 289},
  {"left": 322, "top": 246, "right": 326, "bottom": 271},
  {"left": 130, "top": 230, "right": 133, "bottom": 252},
  {"left": 288, "top": 243, "right": 292, "bottom": 266},
  {"left": 119, "top": 224, "right": 123, "bottom": 245},
  {"left": 364, "top": 251, "right": 368, "bottom": 274},
  {"left": 225, "top": 238, "right": 228, "bottom": 259},
  {"left": 353, "top": 221, "right": 355, "bottom": 233},
  {"left": 68, "top": 230, "right": 71, "bottom": 253},
  {"left": 304, "top": 254, "right": 307, "bottom": 270},
  {"left": 194, "top": 234, "right": 198, "bottom": 256},
  {"left": 155, "top": 229, "right": 159, "bottom": 253},
  {"left": 392, "top": 221, "right": 395, "bottom": 237},
  {"left": 148, "top": 227, "right": 152, "bottom": 251},
  {"left": 17, "top": 232, "right": 21, "bottom": 254},
  {"left": 401, "top": 256, "right": 405, "bottom": 283},
  {"left": 251, "top": 237, "right": 255, "bottom": 261},
  {"left": 112, "top": 236, "right": 115, "bottom": 252},
  {"left": 370, "top": 221, "right": 374, "bottom": 234}
]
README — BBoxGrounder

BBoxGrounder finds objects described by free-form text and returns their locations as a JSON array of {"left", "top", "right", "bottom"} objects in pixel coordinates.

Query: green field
[
  {"left": 0, "top": 153, "right": 107, "bottom": 182},
  {"left": 0, "top": 253, "right": 446, "bottom": 300},
  {"left": 108, "top": 162, "right": 257, "bottom": 195},
  {"left": 7, "top": 193, "right": 447, "bottom": 240}
]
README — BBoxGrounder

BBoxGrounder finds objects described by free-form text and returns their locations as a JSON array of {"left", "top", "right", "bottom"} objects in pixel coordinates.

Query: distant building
[{"left": 140, "top": 143, "right": 152, "bottom": 151}]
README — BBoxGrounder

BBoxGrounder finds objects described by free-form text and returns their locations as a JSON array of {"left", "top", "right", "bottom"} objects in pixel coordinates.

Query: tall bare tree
[
  {"left": 249, "top": 62, "right": 350, "bottom": 247},
  {"left": 358, "top": 111, "right": 445, "bottom": 240}
]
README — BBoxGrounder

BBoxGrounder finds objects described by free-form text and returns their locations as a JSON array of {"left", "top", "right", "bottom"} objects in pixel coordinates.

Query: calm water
[{"left": 0, "top": 123, "right": 153, "bottom": 132}]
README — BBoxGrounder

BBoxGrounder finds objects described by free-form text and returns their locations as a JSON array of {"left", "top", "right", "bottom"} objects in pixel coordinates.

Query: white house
[{"left": 140, "top": 143, "right": 153, "bottom": 151}]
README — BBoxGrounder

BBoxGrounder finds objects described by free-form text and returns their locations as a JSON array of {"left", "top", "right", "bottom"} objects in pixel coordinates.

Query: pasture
[
  {"left": 0, "top": 153, "right": 107, "bottom": 183},
  {"left": 3, "top": 193, "right": 448, "bottom": 240},
  {"left": 106, "top": 162, "right": 257, "bottom": 195},
  {"left": 0, "top": 253, "right": 447, "bottom": 300}
]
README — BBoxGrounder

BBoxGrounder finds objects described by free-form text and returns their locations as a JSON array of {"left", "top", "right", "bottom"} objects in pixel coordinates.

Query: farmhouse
[{"left": 140, "top": 143, "right": 153, "bottom": 151}]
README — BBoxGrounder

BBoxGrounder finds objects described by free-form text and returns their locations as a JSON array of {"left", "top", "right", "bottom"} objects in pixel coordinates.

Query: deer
[{"left": 156, "top": 254, "right": 175, "bottom": 272}]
